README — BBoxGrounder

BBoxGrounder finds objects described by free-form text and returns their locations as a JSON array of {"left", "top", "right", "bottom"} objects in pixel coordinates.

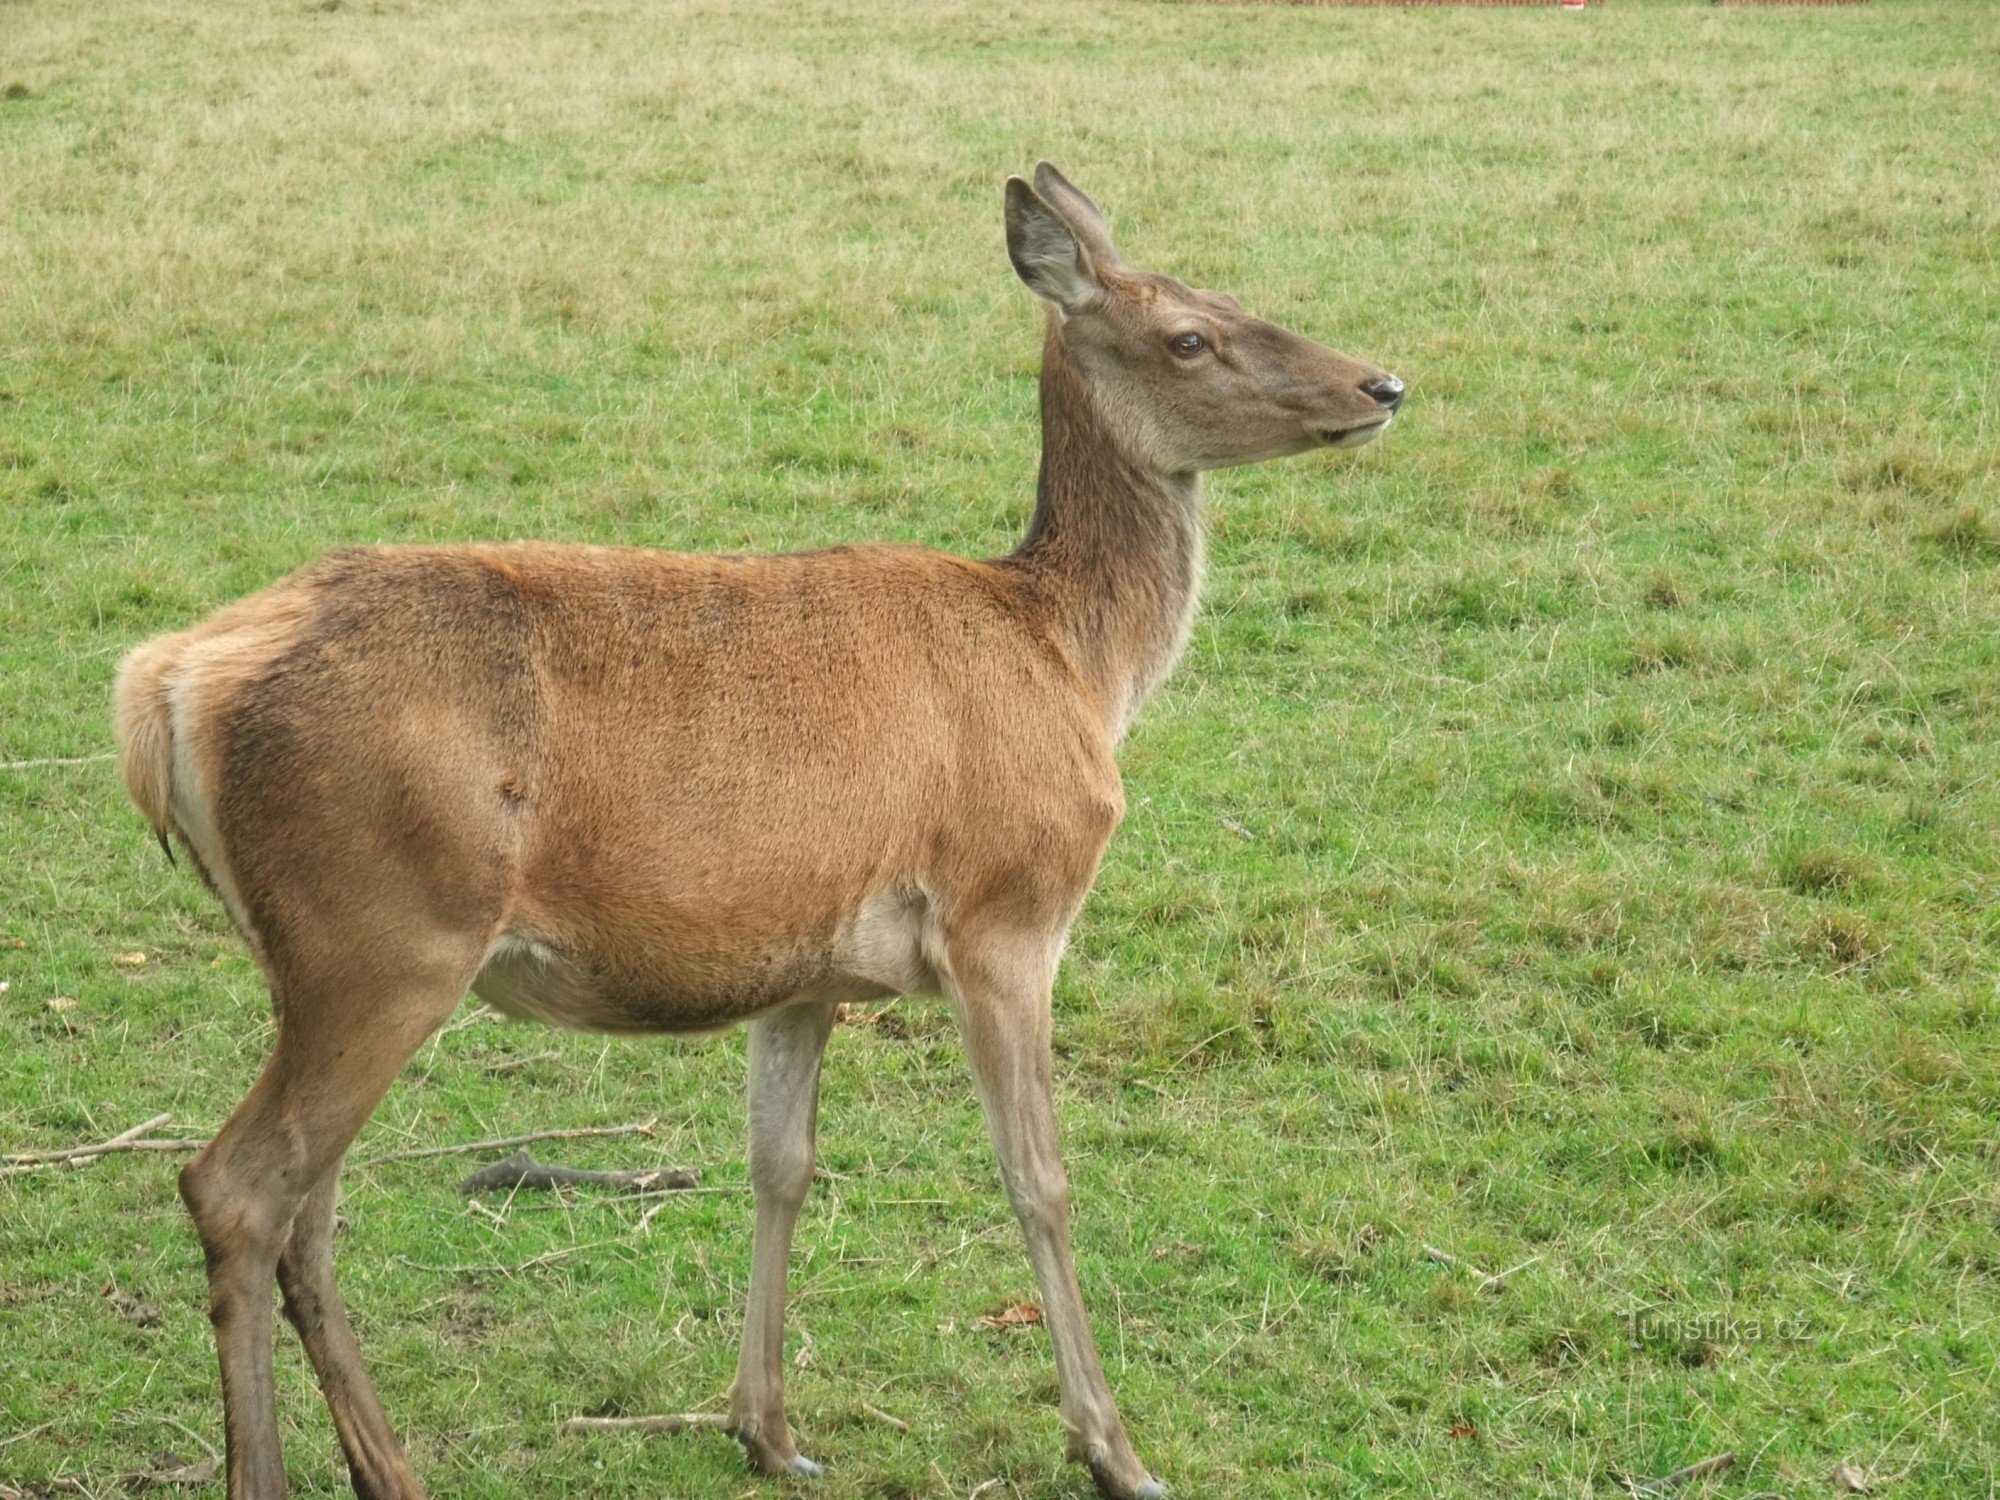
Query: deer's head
[{"left": 1006, "top": 162, "right": 1403, "bottom": 474}]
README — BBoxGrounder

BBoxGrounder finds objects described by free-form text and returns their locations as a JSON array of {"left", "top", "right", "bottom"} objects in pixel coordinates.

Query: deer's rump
[{"left": 114, "top": 541, "right": 1118, "bottom": 1031}]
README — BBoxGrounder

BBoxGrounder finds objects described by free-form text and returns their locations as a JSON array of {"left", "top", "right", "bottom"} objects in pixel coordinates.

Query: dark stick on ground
[
  {"left": 458, "top": 1148, "right": 699, "bottom": 1197},
  {"left": 1624, "top": 1452, "right": 1737, "bottom": 1496}
]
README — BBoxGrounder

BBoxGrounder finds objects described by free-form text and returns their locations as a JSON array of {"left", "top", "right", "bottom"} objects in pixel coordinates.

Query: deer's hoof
[
  {"left": 785, "top": 1455, "right": 823, "bottom": 1479},
  {"left": 1086, "top": 1446, "right": 1165, "bottom": 1500}
]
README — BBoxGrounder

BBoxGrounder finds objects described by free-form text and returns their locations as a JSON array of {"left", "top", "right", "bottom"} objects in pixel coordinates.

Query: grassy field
[{"left": 4, "top": 0, "right": 1999, "bottom": 1495}]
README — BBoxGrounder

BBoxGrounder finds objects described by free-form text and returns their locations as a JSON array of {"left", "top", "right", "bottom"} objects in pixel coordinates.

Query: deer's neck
[
  {"left": 1005, "top": 322, "right": 1204, "bottom": 739},
  {"left": 1000, "top": 324, "right": 1200, "bottom": 740}
]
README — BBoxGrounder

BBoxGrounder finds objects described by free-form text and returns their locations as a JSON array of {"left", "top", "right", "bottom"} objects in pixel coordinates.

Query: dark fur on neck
[{"left": 1001, "top": 317, "right": 1204, "bottom": 735}]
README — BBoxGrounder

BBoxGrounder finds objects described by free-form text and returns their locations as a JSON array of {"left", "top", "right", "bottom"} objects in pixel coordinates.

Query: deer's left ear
[{"left": 1005, "top": 177, "right": 1102, "bottom": 314}]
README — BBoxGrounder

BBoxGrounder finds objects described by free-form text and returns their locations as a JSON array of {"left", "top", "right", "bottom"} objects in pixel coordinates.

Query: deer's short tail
[{"left": 113, "top": 635, "right": 186, "bottom": 853}]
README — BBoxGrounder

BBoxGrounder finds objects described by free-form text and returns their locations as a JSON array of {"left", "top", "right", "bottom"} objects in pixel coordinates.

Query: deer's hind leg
[
  {"left": 278, "top": 1169, "right": 422, "bottom": 1499},
  {"left": 180, "top": 942, "right": 481, "bottom": 1500}
]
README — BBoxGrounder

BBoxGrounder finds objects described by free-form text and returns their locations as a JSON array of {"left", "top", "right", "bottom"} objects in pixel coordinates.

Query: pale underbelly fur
[{"left": 469, "top": 885, "right": 947, "bottom": 1034}]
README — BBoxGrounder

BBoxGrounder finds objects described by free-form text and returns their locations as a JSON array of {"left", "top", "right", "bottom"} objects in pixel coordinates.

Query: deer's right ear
[{"left": 1005, "top": 177, "right": 1100, "bottom": 313}]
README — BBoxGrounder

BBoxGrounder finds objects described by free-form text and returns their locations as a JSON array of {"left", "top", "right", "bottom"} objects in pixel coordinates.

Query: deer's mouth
[{"left": 1320, "top": 415, "right": 1392, "bottom": 449}]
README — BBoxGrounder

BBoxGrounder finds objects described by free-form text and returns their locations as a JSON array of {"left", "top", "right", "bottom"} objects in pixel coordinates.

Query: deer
[{"left": 112, "top": 162, "right": 1403, "bottom": 1500}]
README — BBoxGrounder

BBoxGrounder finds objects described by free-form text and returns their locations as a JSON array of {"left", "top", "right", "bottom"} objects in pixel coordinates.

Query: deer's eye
[{"left": 1169, "top": 331, "right": 1208, "bottom": 358}]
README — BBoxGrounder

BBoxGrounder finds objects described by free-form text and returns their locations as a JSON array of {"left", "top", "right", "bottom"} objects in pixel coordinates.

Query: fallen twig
[
  {"left": 125, "top": 1454, "right": 221, "bottom": 1489},
  {"left": 5, "top": 1135, "right": 210, "bottom": 1168},
  {"left": 156, "top": 1415, "right": 220, "bottom": 1464},
  {"left": 1422, "top": 1243, "right": 1514, "bottom": 1292},
  {"left": 354, "top": 1118, "right": 657, "bottom": 1169},
  {"left": 0, "top": 1419, "right": 57, "bottom": 1451},
  {"left": 9, "top": 1453, "right": 220, "bottom": 1495},
  {"left": 395, "top": 1243, "right": 598, "bottom": 1278},
  {"left": 459, "top": 1148, "right": 698, "bottom": 1196},
  {"left": 1623, "top": 1452, "right": 1736, "bottom": 1496},
  {"left": 4, "top": 1114, "right": 171, "bottom": 1165},
  {"left": 635, "top": 1193, "right": 682, "bottom": 1232},
  {"left": 1, "top": 1114, "right": 188, "bottom": 1177},
  {"left": 0, "top": 752, "right": 116, "bottom": 772},
  {"left": 99, "top": 1137, "right": 205, "bottom": 1153},
  {"left": 559, "top": 1412, "right": 731, "bottom": 1437},
  {"left": 978, "top": 1302, "right": 1044, "bottom": 1330},
  {"left": 860, "top": 1402, "right": 910, "bottom": 1433}
]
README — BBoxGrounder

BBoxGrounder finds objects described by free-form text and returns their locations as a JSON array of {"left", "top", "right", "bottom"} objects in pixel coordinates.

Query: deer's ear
[
  {"left": 1032, "top": 161, "right": 1119, "bottom": 265},
  {"left": 1005, "top": 177, "right": 1101, "bottom": 313}
]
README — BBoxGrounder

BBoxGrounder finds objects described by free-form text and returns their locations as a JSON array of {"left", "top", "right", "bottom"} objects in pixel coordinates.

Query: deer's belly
[
  {"left": 472, "top": 887, "right": 938, "bottom": 1035},
  {"left": 474, "top": 934, "right": 628, "bottom": 1031},
  {"left": 471, "top": 933, "right": 793, "bottom": 1034}
]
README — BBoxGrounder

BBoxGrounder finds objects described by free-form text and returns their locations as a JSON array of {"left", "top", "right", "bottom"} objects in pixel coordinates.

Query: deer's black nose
[{"left": 1363, "top": 375, "right": 1405, "bottom": 410}]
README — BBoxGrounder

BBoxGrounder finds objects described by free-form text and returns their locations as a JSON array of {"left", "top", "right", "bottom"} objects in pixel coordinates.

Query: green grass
[{"left": 4, "top": 0, "right": 1999, "bottom": 1495}]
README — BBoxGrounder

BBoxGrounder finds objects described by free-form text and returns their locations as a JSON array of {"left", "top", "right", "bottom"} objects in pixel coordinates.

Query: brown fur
[{"left": 113, "top": 164, "right": 1400, "bottom": 1500}]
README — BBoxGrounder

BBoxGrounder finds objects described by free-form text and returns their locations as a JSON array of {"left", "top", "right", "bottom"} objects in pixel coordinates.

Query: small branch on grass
[
  {"left": 125, "top": 1454, "right": 221, "bottom": 1488},
  {"left": 1490, "top": 1252, "right": 1544, "bottom": 1287},
  {"left": 559, "top": 1412, "right": 731, "bottom": 1438},
  {"left": 463, "top": 1197, "right": 511, "bottom": 1229},
  {"left": 1423, "top": 1243, "right": 1490, "bottom": 1280},
  {"left": 0, "top": 752, "right": 115, "bottom": 772},
  {"left": 629, "top": 1182, "right": 748, "bottom": 1231},
  {"left": 1422, "top": 1243, "right": 1520, "bottom": 1293},
  {"left": 0, "top": 1420, "right": 57, "bottom": 1452},
  {"left": 4, "top": 1113, "right": 170, "bottom": 1165},
  {"left": 902, "top": 1222, "right": 1013, "bottom": 1281},
  {"left": 4, "top": 1453, "right": 219, "bottom": 1495},
  {"left": 354, "top": 1118, "right": 657, "bottom": 1169},
  {"left": 102, "top": 1137, "right": 206, "bottom": 1152},
  {"left": 860, "top": 1402, "right": 910, "bottom": 1433},
  {"left": 1623, "top": 1452, "right": 1736, "bottom": 1496},
  {"left": 0, "top": 1114, "right": 196, "bottom": 1177},
  {"left": 458, "top": 1148, "right": 697, "bottom": 1197},
  {"left": 635, "top": 1194, "right": 678, "bottom": 1232},
  {"left": 395, "top": 1244, "right": 594, "bottom": 1278},
  {"left": 156, "top": 1415, "right": 220, "bottom": 1464}
]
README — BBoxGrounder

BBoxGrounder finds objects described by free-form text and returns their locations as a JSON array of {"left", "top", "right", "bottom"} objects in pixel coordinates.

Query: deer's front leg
[
  {"left": 730, "top": 998, "right": 839, "bottom": 1478},
  {"left": 949, "top": 934, "right": 1167, "bottom": 1500}
]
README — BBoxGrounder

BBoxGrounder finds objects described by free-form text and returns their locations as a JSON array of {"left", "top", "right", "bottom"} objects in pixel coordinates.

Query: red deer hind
[{"left": 114, "top": 163, "right": 1403, "bottom": 1500}]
